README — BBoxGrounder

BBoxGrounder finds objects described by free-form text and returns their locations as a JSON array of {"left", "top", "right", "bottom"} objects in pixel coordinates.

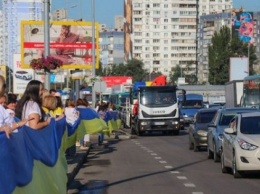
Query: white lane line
[
  {"left": 147, "top": 150, "right": 153, "bottom": 153},
  {"left": 192, "top": 192, "right": 204, "bottom": 194},
  {"left": 135, "top": 143, "right": 141, "bottom": 145},
  {"left": 151, "top": 153, "right": 157, "bottom": 156},
  {"left": 164, "top": 166, "right": 173, "bottom": 169},
  {"left": 177, "top": 176, "right": 187, "bottom": 180},
  {"left": 159, "top": 161, "right": 167, "bottom": 164},
  {"left": 154, "top": 157, "right": 162, "bottom": 160},
  {"left": 184, "top": 183, "right": 196, "bottom": 187},
  {"left": 170, "top": 171, "right": 180, "bottom": 174}
]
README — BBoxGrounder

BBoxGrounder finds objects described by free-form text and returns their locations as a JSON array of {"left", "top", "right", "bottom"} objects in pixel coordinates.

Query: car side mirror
[{"left": 224, "top": 127, "right": 235, "bottom": 134}]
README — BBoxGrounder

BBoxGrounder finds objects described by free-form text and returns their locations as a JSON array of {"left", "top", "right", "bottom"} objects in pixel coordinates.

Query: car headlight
[
  {"left": 196, "top": 130, "right": 207, "bottom": 136},
  {"left": 218, "top": 134, "right": 224, "bottom": 141},
  {"left": 237, "top": 138, "right": 258, "bottom": 151}
]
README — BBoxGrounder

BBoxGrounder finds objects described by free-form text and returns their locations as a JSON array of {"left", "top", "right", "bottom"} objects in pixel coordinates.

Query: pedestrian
[
  {"left": 97, "top": 103, "right": 108, "bottom": 145},
  {"left": 53, "top": 92, "right": 64, "bottom": 118},
  {"left": 42, "top": 94, "right": 64, "bottom": 121},
  {"left": 49, "top": 89, "right": 56, "bottom": 96},
  {"left": 6, "top": 93, "right": 17, "bottom": 117},
  {"left": 0, "top": 75, "right": 28, "bottom": 138},
  {"left": 64, "top": 99, "right": 79, "bottom": 125},
  {"left": 76, "top": 98, "right": 90, "bottom": 150},
  {"left": 15, "top": 80, "right": 51, "bottom": 129}
]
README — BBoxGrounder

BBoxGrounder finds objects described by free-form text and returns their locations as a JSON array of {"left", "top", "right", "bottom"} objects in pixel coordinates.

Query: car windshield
[
  {"left": 240, "top": 116, "right": 260, "bottom": 134},
  {"left": 219, "top": 114, "right": 236, "bottom": 126},
  {"left": 197, "top": 111, "right": 216, "bottom": 123}
]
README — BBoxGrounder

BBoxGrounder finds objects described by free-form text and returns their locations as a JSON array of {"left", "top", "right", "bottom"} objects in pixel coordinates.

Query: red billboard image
[{"left": 102, "top": 76, "right": 132, "bottom": 87}]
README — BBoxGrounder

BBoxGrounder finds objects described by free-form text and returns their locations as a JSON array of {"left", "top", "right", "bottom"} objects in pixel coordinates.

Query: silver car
[
  {"left": 221, "top": 112, "right": 260, "bottom": 178},
  {"left": 207, "top": 107, "right": 258, "bottom": 162}
]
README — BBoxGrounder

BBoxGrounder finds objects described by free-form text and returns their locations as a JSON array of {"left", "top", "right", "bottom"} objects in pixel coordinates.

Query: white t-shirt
[
  {"left": 0, "top": 104, "right": 14, "bottom": 127},
  {"left": 64, "top": 107, "right": 79, "bottom": 125},
  {"left": 22, "top": 101, "right": 42, "bottom": 126}
]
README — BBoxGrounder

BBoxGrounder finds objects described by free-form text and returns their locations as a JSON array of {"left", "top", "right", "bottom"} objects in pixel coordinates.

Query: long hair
[
  {"left": 0, "top": 75, "right": 6, "bottom": 98},
  {"left": 15, "top": 80, "right": 45, "bottom": 120}
]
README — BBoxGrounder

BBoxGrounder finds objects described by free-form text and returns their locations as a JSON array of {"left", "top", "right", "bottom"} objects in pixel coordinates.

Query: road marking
[
  {"left": 151, "top": 153, "right": 157, "bottom": 156},
  {"left": 154, "top": 157, "right": 162, "bottom": 159},
  {"left": 170, "top": 171, "right": 180, "bottom": 174},
  {"left": 177, "top": 176, "right": 187, "bottom": 180},
  {"left": 147, "top": 150, "right": 153, "bottom": 153},
  {"left": 184, "top": 183, "right": 196, "bottom": 187},
  {"left": 164, "top": 166, "right": 173, "bottom": 169},
  {"left": 159, "top": 161, "right": 167, "bottom": 164},
  {"left": 192, "top": 192, "right": 204, "bottom": 194}
]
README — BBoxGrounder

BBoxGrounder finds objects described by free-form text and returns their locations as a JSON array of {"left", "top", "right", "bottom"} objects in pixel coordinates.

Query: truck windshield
[
  {"left": 244, "top": 89, "right": 260, "bottom": 105},
  {"left": 140, "top": 91, "right": 177, "bottom": 105}
]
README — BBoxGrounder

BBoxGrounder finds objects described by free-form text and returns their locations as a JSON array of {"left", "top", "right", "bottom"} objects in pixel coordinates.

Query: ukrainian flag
[{"left": 0, "top": 118, "right": 67, "bottom": 194}]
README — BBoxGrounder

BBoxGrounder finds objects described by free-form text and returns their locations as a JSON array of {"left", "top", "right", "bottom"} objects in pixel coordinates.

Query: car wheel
[
  {"left": 213, "top": 142, "right": 220, "bottom": 162},
  {"left": 207, "top": 146, "right": 213, "bottom": 159},
  {"left": 221, "top": 151, "right": 228, "bottom": 173},
  {"left": 232, "top": 152, "right": 242, "bottom": 178}
]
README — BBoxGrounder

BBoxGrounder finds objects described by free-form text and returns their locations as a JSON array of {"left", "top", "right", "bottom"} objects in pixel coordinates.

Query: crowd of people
[{"left": 0, "top": 76, "right": 117, "bottom": 150}]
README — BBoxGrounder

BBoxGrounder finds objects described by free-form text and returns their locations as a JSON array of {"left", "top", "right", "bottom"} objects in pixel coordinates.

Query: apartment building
[
  {"left": 99, "top": 31, "right": 125, "bottom": 69},
  {"left": 115, "top": 15, "right": 124, "bottom": 31},
  {"left": 1, "top": 0, "right": 42, "bottom": 68},
  {"left": 126, "top": 0, "right": 232, "bottom": 81}
]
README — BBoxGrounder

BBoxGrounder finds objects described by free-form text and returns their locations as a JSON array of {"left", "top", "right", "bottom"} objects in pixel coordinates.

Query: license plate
[{"left": 154, "top": 122, "right": 164, "bottom": 125}]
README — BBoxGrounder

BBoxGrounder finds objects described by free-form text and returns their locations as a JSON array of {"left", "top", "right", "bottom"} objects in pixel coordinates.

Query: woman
[
  {"left": 15, "top": 80, "right": 50, "bottom": 129},
  {"left": 0, "top": 76, "right": 27, "bottom": 138}
]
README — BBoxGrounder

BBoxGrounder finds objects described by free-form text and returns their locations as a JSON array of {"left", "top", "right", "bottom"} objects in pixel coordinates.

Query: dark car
[
  {"left": 188, "top": 108, "right": 218, "bottom": 151},
  {"left": 207, "top": 107, "right": 258, "bottom": 162}
]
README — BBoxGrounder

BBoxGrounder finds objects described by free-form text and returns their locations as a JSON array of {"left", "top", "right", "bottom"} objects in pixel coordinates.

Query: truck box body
[{"left": 225, "top": 80, "right": 243, "bottom": 107}]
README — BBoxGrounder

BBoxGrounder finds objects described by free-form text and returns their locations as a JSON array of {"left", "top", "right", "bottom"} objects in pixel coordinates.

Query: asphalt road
[{"left": 68, "top": 129, "right": 260, "bottom": 194}]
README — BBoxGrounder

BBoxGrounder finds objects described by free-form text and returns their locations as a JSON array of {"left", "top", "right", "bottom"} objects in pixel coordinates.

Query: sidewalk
[{"left": 66, "top": 129, "right": 132, "bottom": 187}]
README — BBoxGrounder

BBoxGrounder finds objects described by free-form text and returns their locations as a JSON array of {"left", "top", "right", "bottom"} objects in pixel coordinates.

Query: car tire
[
  {"left": 221, "top": 151, "right": 228, "bottom": 173},
  {"left": 232, "top": 152, "right": 242, "bottom": 178},
  {"left": 207, "top": 146, "right": 213, "bottom": 159},
  {"left": 213, "top": 142, "right": 220, "bottom": 162}
]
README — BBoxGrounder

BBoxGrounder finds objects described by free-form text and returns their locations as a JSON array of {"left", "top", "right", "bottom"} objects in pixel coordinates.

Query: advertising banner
[
  {"left": 232, "top": 11, "right": 254, "bottom": 44},
  {"left": 13, "top": 54, "right": 35, "bottom": 94},
  {"left": 102, "top": 76, "right": 132, "bottom": 87},
  {"left": 21, "top": 20, "right": 99, "bottom": 70},
  {"left": 229, "top": 57, "right": 249, "bottom": 81}
]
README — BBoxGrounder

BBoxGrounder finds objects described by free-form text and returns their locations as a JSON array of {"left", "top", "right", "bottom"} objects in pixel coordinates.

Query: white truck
[
  {"left": 225, "top": 80, "right": 243, "bottom": 107},
  {"left": 129, "top": 85, "right": 186, "bottom": 136}
]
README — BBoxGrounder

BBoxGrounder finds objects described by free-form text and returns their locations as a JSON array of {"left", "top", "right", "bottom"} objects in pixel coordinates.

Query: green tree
[
  {"left": 169, "top": 65, "right": 182, "bottom": 84},
  {"left": 208, "top": 26, "right": 231, "bottom": 85},
  {"left": 209, "top": 26, "right": 258, "bottom": 84}
]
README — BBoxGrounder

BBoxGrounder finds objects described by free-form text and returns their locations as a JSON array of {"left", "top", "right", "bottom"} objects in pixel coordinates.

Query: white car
[
  {"left": 15, "top": 71, "right": 32, "bottom": 80},
  {"left": 221, "top": 112, "right": 260, "bottom": 178}
]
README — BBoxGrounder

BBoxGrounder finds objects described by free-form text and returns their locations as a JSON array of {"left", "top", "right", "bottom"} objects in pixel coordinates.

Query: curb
[{"left": 66, "top": 146, "right": 91, "bottom": 187}]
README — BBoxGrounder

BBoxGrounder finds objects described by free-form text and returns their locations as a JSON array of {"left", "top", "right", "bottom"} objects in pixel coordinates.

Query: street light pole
[
  {"left": 91, "top": 0, "right": 96, "bottom": 108},
  {"left": 43, "top": 0, "right": 50, "bottom": 90}
]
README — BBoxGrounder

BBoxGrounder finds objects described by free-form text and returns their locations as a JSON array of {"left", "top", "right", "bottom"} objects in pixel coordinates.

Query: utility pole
[
  {"left": 43, "top": 0, "right": 50, "bottom": 90},
  {"left": 91, "top": 0, "right": 96, "bottom": 108}
]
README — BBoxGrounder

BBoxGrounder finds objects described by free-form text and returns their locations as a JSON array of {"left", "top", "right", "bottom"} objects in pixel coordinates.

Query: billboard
[
  {"left": 232, "top": 11, "right": 254, "bottom": 44},
  {"left": 229, "top": 57, "right": 249, "bottom": 81},
  {"left": 21, "top": 20, "right": 99, "bottom": 70},
  {"left": 13, "top": 54, "right": 35, "bottom": 94},
  {"left": 102, "top": 76, "right": 132, "bottom": 87}
]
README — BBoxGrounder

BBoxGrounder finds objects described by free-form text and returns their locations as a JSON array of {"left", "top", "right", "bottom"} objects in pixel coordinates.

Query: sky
[{"left": 0, "top": 0, "right": 259, "bottom": 27}]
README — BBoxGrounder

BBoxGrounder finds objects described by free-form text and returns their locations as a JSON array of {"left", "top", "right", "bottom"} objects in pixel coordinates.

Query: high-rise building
[
  {"left": 52, "top": 9, "right": 67, "bottom": 21},
  {"left": 114, "top": 15, "right": 124, "bottom": 31},
  {"left": 125, "top": 0, "right": 233, "bottom": 82},
  {"left": 1, "top": 0, "right": 43, "bottom": 69}
]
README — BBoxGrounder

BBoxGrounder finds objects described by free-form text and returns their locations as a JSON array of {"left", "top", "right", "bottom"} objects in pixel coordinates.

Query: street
[{"left": 68, "top": 129, "right": 260, "bottom": 194}]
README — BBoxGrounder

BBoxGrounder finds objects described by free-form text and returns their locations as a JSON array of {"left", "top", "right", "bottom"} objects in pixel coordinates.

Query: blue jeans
[{"left": 98, "top": 133, "right": 104, "bottom": 144}]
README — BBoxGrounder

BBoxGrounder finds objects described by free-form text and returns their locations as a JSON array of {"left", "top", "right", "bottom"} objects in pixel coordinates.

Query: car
[
  {"left": 207, "top": 107, "right": 258, "bottom": 162},
  {"left": 221, "top": 112, "right": 260, "bottom": 178},
  {"left": 188, "top": 108, "right": 218, "bottom": 152},
  {"left": 15, "top": 71, "right": 32, "bottom": 80}
]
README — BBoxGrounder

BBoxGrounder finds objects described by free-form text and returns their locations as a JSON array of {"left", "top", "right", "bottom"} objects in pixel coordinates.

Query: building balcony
[{"left": 108, "top": 44, "right": 114, "bottom": 50}]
